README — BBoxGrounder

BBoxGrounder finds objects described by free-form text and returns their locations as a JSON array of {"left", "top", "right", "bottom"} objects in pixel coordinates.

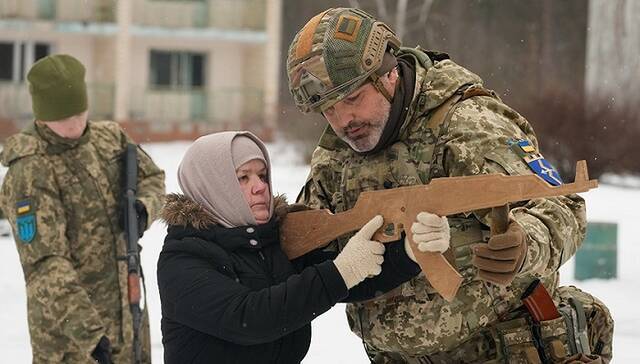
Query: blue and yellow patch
[
  {"left": 509, "top": 139, "right": 563, "bottom": 186},
  {"left": 16, "top": 199, "right": 36, "bottom": 244}
]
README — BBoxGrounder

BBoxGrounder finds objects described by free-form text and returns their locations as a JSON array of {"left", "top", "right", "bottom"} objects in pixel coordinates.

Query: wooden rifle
[{"left": 280, "top": 161, "right": 598, "bottom": 302}]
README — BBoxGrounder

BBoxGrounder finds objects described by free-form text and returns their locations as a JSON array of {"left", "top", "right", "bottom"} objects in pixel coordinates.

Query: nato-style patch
[
  {"left": 508, "top": 139, "right": 563, "bottom": 186},
  {"left": 16, "top": 199, "right": 36, "bottom": 244},
  {"left": 334, "top": 15, "right": 362, "bottom": 42}
]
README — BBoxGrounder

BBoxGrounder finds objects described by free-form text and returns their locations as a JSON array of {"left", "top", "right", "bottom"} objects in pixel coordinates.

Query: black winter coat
[{"left": 157, "top": 194, "right": 420, "bottom": 364}]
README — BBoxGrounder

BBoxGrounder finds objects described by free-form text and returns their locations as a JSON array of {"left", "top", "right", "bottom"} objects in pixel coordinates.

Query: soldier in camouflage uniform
[
  {"left": 0, "top": 54, "right": 165, "bottom": 363},
  {"left": 286, "top": 8, "right": 613, "bottom": 363}
]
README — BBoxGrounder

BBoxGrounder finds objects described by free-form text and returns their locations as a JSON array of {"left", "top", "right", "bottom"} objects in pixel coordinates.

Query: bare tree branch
[
  {"left": 419, "top": 0, "right": 435, "bottom": 24},
  {"left": 375, "top": 0, "right": 389, "bottom": 23},
  {"left": 396, "top": 0, "right": 409, "bottom": 39}
]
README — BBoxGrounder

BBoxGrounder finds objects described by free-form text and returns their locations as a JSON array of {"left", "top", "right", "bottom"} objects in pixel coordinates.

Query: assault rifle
[
  {"left": 280, "top": 161, "right": 598, "bottom": 302},
  {"left": 123, "top": 143, "right": 142, "bottom": 364}
]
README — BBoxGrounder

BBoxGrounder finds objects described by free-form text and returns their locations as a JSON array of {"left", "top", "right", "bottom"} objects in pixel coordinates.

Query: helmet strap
[{"left": 370, "top": 73, "right": 393, "bottom": 103}]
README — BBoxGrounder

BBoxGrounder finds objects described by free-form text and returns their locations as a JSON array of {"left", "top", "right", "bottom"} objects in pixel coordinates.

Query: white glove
[
  {"left": 333, "top": 215, "right": 386, "bottom": 289},
  {"left": 404, "top": 212, "right": 450, "bottom": 260}
]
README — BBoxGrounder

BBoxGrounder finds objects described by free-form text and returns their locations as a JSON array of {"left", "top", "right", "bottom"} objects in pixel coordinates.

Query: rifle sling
[
  {"left": 421, "top": 84, "right": 497, "bottom": 269},
  {"left": 422, "top": 84, "right": 497, "bottom": 179}
]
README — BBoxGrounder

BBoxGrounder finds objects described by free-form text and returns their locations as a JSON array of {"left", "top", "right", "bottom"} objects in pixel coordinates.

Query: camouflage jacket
[
  {"left": 0, "top": 121, "right": 165, "bottom": 362},
  {"left": 298, "top": 47, "right": 587, "bottom": 356}
]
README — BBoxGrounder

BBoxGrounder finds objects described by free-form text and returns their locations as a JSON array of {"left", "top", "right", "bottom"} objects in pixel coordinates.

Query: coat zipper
[{"left": 257, "top": 250, "right": 274, "bottom": 285}]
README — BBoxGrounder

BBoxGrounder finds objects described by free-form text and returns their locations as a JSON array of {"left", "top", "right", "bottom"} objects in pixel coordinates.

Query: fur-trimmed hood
[{"left": 161, "top": 193, "right": 288, "bottom": 230}]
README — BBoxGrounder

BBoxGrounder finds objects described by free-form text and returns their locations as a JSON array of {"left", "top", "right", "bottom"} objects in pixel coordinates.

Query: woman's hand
[
  {"left": 333, "top": 215, "right": 386, "bottom": 289},
  {"left": 404, "top": 212, "right": 450, "bottom": 261}
]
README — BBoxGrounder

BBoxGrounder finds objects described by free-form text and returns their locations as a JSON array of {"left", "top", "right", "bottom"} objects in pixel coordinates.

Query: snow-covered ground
[{"left": 0, "top": 141, "right": 638, "bottom": 363}]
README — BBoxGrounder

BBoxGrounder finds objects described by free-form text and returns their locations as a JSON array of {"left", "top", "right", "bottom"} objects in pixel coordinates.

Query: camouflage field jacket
[
  {"left": 0, "top": 121, "right": 165, "bottom": 362},
  {"left": 298, "top": 47, "right": 587, "bottom": 355}
]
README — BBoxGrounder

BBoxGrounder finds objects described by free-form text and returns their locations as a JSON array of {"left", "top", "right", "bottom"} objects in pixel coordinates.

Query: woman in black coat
[{"left": 157, "top": 131, "right": 445, "bottom": 364}]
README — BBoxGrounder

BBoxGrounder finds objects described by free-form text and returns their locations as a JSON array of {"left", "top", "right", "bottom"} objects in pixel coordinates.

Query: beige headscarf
[{"left": 177, "top": 131, "right": 273, "bottom": 228}]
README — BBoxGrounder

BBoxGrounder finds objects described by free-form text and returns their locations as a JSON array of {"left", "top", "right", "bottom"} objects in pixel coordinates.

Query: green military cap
[
  {"left": 27, "top": 54, "right": 88, "bottom": 122},
  {"left": 286, "top": 8, "right": 401, "bottom": 114}
]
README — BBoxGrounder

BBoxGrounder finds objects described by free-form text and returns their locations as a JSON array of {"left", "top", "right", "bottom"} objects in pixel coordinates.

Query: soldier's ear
[
  {"left": 390, "top": 66, "right": 399, "bottom": 79},
  {"left": 382, "top": 67, "right": 399, "bottom": 87},
  {"left": 378, "top": 67, "right": 399, "bottom": 98}
]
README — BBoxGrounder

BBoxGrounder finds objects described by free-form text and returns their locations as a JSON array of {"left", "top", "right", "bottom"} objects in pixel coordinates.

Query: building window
[
  {"left": 34, "top": 44, "right": 51, "bottom": 63},
  {"left": 0, "top": 42, "right": 51, "bottom": 82},
  {"left": 149, "top": 50, "right": 206, "bottom": 89},
  {"left": 0, "top": 43, "right": 13, "bottom": 81}
]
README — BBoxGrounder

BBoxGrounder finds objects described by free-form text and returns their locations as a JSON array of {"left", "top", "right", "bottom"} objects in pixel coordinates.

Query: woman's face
[{"left": 236, "top": 159, "right": 271, "bottom": 224}]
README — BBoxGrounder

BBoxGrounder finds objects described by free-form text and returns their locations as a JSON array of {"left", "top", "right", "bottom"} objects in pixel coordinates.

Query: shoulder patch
[
  {"left": 15, "top": 199, "right": 36, "bottom": 244},
  {"left": 509, "top": 139, "right": 563, "bottom": 186},
  {"left": 512, "top": 139, "right": 536, "bottom": 154}
]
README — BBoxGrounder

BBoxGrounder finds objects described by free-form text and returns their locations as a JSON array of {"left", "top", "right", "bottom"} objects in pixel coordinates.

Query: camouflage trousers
[
  {"left": 365, "top": 286, "right": 613, "bottom": 364},
  {"left": 32, "top": 308, "right": 152, "bottom": 364}
]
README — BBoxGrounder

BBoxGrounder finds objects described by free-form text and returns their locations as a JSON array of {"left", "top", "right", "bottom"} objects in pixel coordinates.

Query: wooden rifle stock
[
  {"left": 521, "top": 279, "right": 561, "bottom": 322},
  {"left": 280, "top": 161, "right": 598, "bottom": 302}
]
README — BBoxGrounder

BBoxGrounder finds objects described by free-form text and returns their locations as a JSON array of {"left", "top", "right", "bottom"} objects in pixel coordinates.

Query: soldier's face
[
  {"left": 322, "top": 70, "right": 397, "bottom": 152},
  {"left": 42, "top": 111, "right": 88, "bottom": 139},
  {"left": 236, "top": 159, "right": 271, "bottom": 225}
]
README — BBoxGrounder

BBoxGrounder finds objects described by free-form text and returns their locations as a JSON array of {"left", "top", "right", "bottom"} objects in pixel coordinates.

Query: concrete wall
[
  {"left": 0, "top": 30, "right": 97, "bottom": 120},
  {"left": 127, "top": 36, "right": 249, "bottom": 124},
  {"left": 133, "top": 0, "right": 200, "bottom": 28},
  {"left": 0, "top": 0, "right": 38, "bottom": 19},
  {"left": 0, "top": 0, "right": 276, "bottom": 141},
  {"left": 0, "top": 0, "right": 264, "bottom": 28}
]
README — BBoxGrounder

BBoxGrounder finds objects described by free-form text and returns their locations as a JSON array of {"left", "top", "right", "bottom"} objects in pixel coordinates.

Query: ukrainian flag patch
[
  {"left": 509, "top": 139, "right": 563, "bottom": 186},
  {"left": 16, "top": 199, "right": 36, "bottom": 244}
]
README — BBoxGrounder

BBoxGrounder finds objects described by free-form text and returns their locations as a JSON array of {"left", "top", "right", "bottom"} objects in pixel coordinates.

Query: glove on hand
[
  {"left": 135, "top": 200, "right": 148, "bottom": 237},
  {"left": 91, "top": 336, "right": 113, "bottom": 364},
  {"left": 333, "top": 215, "right": 385, "bottom": 289},
  {"left": 472, "top": 221, "right": 527, "bottom": 286},
  {"left": 121, "top": 200, "right": 148, "bottom": 238},
  {"left": 404, "top": 212, "right": 450, "bottom": 261},
  {"left": 559, "top": 353, "right": 604, "bottom": 364}
]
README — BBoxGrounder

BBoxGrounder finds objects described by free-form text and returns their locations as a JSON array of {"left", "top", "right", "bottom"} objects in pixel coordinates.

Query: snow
[{"left": 0, "top": 141, "right": 638, "bottom": 363}]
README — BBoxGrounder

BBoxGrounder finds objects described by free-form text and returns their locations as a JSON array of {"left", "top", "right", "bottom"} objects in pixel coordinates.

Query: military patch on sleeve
[
  {"left": 508, "top": 139, "right": 563, "bottom": 186},
  {"left": 334, "top": 15, "right": 362, "bottom": 42},
  {"left": 16, "top": 199, "right": 36, "bottom": 244}
]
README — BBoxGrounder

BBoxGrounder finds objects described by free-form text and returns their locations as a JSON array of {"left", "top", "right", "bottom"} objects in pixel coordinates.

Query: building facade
[{"left": 0, "top": 0, "right": 281, "bottom": 141}]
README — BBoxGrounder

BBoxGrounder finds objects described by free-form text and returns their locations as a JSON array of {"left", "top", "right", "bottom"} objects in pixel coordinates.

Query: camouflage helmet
[{"left": 287, "top": 8, "right": 401, "bottom": 114}]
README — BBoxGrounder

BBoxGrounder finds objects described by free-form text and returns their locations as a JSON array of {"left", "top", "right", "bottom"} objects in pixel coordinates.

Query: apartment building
[{"left": 0, "top": 0, "right": 282, "bottom": 141}]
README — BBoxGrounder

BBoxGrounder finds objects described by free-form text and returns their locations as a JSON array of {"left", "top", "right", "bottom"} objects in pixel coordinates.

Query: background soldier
[
  {"left": 0, "top": 54, "right": 165, "bottom": 363},
  {"left": 287, "top": 8, "right": 613, "bottom": 363}
]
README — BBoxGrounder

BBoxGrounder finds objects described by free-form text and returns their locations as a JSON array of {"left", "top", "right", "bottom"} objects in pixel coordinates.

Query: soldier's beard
[{"left": 337, "top": 101, "right": 391, "bottom": 153}]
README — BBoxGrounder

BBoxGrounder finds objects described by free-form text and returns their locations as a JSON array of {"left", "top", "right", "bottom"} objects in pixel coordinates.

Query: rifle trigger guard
[{"left": 383, "top": 222, "right": 397, "bottom": 237}]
